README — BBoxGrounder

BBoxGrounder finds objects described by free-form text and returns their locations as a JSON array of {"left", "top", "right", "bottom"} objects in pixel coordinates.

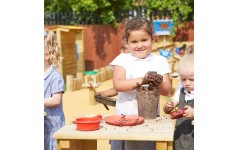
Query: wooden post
[
  {"left": 83, "top": 75, "right": 89, "bottom": 85},
  {"left": 89, "top": 87, "right": 96, "bottom": 105},
  {"left": 105, "top": 66, "right": 113, "bottom": 79},
  {"left": 99, "top": 71, "right": 106, "bottom": 82},
  {"left": 99, "top": 67, "right": 105, "bottom": 72},
  {"left": 75, "top": 29, "right": 85, "bottom": 73},
  {"left": 77, "top": 78, "right": 83, "bottom": 90},
  {"left": 168, "top": 141, "right": 173, "bottom": 150},
  {"left": 76, "top": 72, "right": 83, "bottom": 80},
  {"left": 93, "top": 69, "right": 99, "bottom": 73},
  {"left": 57, "top": 139, "right": 97, "bottom": 150},
  {"left": 66, "top": 75, "right": 74, "bottom": 91},
  {"left": 155, "top": 141, "right": 167, "bottom": 150},
  {"left": 95, "top": 73, "right": 100, "bottom": 83},
  {"left": 73, "top": 78, "right": 77, "bottom": 91}
]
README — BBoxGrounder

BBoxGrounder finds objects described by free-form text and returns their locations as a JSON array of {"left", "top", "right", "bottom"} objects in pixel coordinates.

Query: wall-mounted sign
[{"left": 153, "top": 20, "right": 174, "bottom": 35}]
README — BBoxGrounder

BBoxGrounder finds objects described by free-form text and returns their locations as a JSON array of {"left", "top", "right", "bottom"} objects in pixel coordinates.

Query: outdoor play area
[
  {"left": 44, "top": 1, "right": 194, "bottom": 150},
  {"left": 44, "top": 25, "right": 193, "bottom": 150}
]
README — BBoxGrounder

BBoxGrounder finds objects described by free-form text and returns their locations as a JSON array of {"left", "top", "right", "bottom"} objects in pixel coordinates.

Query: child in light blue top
[{"left": 44, "top": 30, "right": 65, "bottom": 150}]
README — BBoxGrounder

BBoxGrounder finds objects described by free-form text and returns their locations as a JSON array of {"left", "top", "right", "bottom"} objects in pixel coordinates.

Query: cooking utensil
[
  {"left": 73, "top": 115, "right": 102, "bottom": 131},
  {"left": 95, "top": 95, "right": 116, "bottom": 106},
  {"left": 170, "top": 108, "right": 186, "bottom": 119},
  {"left": 105, "top": 115, "right": 144, "bottom": 126},
  {"left": 136, "top": 84, "right": 160, "bottom": 119},
  {"left": 165, "top": 96, "right": 186, "bottom": 119},
  {"left": 89, "top": 83, "right": 109, "bottom": 110}
]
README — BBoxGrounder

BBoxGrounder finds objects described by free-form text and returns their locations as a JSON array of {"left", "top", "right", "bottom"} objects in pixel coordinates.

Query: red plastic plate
[
  {"left": 170, "top": 108, "right": 185, "bottom": 119},
  {"left": 105, "top": 115, "right": 144, "bottom": 126}
]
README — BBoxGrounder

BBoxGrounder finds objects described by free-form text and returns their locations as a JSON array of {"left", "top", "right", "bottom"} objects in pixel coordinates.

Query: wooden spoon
[{"left": 89, "top": 83, "right": 109, "bottom": 110}]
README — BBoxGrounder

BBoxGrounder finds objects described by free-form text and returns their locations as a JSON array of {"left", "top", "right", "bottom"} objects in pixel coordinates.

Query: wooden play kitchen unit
[{"left": 53, "top": 116, "right": 174, "bottom": 150}]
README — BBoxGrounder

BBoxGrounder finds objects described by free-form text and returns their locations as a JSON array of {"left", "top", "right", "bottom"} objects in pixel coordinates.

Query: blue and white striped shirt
[{"left": 44, "top": 65, "right": 65, "bottom": 131}]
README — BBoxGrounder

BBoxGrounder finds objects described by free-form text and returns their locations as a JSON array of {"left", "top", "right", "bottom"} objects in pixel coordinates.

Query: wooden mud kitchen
[{"left": 53, "top": 116, "right": 174, "bottom": 150}]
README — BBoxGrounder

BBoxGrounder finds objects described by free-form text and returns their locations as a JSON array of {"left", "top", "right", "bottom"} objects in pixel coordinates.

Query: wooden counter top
[
  {"left": 61, "top": 79, "right": 175, "bottom": 149},
  {"left": 54, "top": 116, "right": 174, "bottom": 142}
]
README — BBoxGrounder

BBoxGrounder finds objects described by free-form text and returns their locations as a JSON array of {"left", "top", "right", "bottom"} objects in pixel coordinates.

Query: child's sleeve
[
  {"left": 109, "top": 53, "right": 128, "bottom": 69},
  {"left": 158, "top": 56, "right": 171, "bottom": 75},
  {"left": 51, "top": 74, "right": 65, "bottom": 95}
]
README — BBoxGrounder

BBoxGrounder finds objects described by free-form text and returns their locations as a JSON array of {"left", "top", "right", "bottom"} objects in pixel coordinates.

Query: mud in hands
[{"left": 142, "top": 71, "right": 163, "bottom": 88}]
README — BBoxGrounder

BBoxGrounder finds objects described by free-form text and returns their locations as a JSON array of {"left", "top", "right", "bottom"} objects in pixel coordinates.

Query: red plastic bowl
[
  {"left": 73, "top": 116, "right": 101, "bottom": 131},
  {"left": 170, "top": 108, "right": 186, "bottom": 119}
]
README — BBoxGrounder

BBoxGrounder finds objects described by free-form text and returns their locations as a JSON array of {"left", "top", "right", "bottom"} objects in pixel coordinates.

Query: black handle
[{"left": 103, "top": 104, "right": 109, "bottom": 110}]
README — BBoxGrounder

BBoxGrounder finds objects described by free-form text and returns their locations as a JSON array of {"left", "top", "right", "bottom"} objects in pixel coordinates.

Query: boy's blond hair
[
  {"left": 44, "top": 30, "right": 62, "bottom": 68},
  {"left": 177, "top": 54, "right": 194, "bottom": 74}
]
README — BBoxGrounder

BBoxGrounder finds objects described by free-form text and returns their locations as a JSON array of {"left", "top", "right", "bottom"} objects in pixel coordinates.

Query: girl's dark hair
[{"left": 123, "top": 17, "right": 153, "bottom": 41}]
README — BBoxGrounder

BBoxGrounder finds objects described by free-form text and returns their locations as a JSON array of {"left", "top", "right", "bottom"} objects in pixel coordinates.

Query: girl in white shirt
[{"left": 110, "top": 17, "right": 172, "bottom": 150}]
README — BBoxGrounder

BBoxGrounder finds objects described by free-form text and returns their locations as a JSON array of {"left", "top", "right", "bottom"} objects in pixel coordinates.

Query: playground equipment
[{"left": 47, "top": 25, "right": 86, "bottom": 81}]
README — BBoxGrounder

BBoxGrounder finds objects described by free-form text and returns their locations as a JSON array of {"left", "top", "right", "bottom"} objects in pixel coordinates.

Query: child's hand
[
  {"left": 142, "top": 71, "right": 157, "bottom": 85},
  {"left": 183, "top": 105, "right": 194, "bottom": 119},
  {"left": 163, "top": 101, "right": 175, "bottom": 114},
  {"left": 151, "top": 73, "right": 163, "bottom": 86},
  {"left": 142, "top": 71, "right": 163, "bottom": 86},
  {"left": 95, "top": 92, "right": 105, "bottom": 96}
]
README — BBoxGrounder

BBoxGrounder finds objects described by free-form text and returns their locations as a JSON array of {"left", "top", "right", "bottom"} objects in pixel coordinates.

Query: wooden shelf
[{"left": 152, "top": 42, "right": 174, "bottom": 51}]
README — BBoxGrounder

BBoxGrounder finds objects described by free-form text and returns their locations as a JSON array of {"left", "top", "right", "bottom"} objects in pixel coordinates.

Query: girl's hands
[
  {"left": 142, "top": 71, "right": 163, "bottom": 86},
  {"left": 151, "top": 73, "right": 163, "bottom": 86},
  {"left": 183, "top": 105, "right": 194, "bottom": 119}
]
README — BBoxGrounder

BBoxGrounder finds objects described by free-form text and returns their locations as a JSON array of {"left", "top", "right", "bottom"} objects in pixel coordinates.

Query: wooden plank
[
  {"left": 99, "top": 71, "right": 106, "bottom": 82},
  {"left": 75, "top": 30, "right": 85, "bottom": 72},
  {"left": 79, "top": 140, "right": 97, "bottom": 150},
  {"left": 168, "top": 141, "right": 173, "bottom": 150},
  {"left": 61, "top": 31, "right": 77, "bottom": 81},
  {"left": 47, "top": 26, "right": 85, "bottom": 32},
  {"left": 56, "top": 30, "right": 63, "bottom": 75},
  {"left": 75, "top": 30, "right": 84, "bottom": 53},
  {"left": 105, "top": 66, "right": 113, "bottom": 79},
  {"left": 60, "top": 140, "right": 70, "bottom": 148},
  {"left": 89, "top": 87, "right": 97, "bottom": 105},
  {"left": 73, "top": 78, "right": 77, "bottom": 91},
  {"left": 57, "top": 139, "right": 96, "bottom": 150},
  {"left": 57, "top": 140, "right": 61, "bottom": 150},
  {"left": 95, "top": 72, "right": 100, "bottom": 82},
  {"left": 155, "top": 141, "right": 167, "bottom": 150},
  {"left": 66, "top": 75, "right": 74, "bottom": 91},
  {"left": 78, "top": 78, "right": 83, "bottom": 90}
]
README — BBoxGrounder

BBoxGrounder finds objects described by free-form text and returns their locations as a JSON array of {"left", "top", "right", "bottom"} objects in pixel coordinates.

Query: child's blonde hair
[
  {"left": 177, "top": 54, "right": 194, "bottom": 74},
  {"left": 44, "top": 30, "right": 62, "bottom": 68}
]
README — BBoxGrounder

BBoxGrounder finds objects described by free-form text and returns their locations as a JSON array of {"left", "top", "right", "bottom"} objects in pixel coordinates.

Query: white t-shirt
[{"left": 110, "top": 53, "right": 171, "bottom": 115}]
